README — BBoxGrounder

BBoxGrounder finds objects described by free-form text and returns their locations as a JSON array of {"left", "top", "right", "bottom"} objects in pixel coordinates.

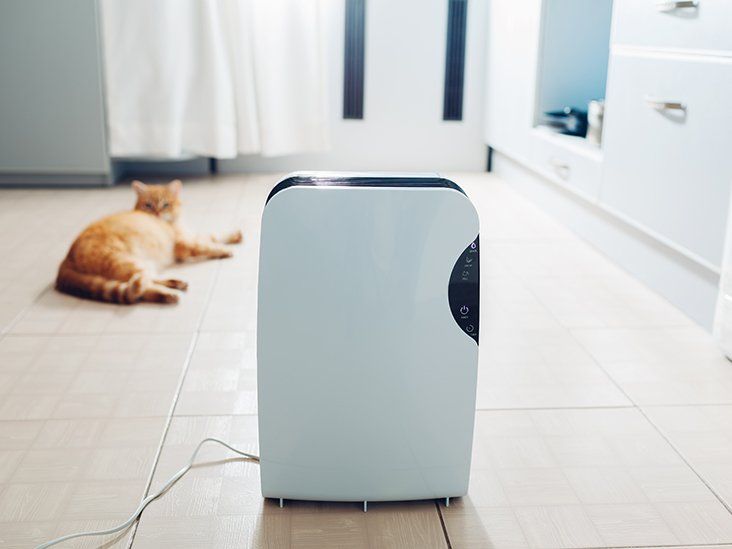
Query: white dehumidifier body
[{"left": 257, "top": 173, "right": 480, "bottom": 504}]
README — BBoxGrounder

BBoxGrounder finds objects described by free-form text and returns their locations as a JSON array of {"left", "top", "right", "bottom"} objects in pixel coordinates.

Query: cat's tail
[{"left": 55, "top": 262, "right": 145, "bottom": 304}]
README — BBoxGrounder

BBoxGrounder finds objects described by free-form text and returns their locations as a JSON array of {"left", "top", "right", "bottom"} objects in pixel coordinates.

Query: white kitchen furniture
[
  {"left": 485, "top": 0, "right": 732, "bottom": 329},
  {"left": 0, "top": 0, "right": 112, "bottom": 185}
]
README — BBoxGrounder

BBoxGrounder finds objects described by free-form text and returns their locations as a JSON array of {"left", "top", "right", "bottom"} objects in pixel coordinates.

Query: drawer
[
  {"left": 530, "top": 128, "right": 603, "bottom": 200},
  {"left": 612, "top": 0, "right": 732, "bottom": 53},
  {"left": 602, "top": 53, "right": 732, "bottom": 268}
]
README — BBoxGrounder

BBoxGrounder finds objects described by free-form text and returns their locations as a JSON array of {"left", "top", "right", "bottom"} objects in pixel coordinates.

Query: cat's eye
[
  {"left": 145, "top": 201, "right": 154, "bottom": 209},
  {"left": 161, "top": 202, "right": 169, "bottom": 209}
]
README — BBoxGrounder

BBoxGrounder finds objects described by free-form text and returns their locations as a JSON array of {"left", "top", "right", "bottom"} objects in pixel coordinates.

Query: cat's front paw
[{"left": 226, "top": 230, "right": 243, "bottom": 245}]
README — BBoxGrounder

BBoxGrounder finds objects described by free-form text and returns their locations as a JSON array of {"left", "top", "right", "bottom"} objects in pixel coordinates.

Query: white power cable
[{"left": 35, "top": 437, "right": 260, "bottom": 549}]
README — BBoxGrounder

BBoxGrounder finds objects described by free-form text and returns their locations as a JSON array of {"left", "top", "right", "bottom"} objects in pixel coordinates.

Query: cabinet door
[
  {"left": 529, "top": 130, "right": 603, "bottom": 200},
  {"left": 601, "top": 53, "right": 732, "bottom": 268},
  {"left": 612, "top": 0, "right": 732, "bottom": 53},
  {"left": 0, "top": 0, "right": 109, "bottom": 178}
]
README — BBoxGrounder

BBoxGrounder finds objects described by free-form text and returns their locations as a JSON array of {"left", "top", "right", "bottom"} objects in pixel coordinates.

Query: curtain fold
[{"left": 100, "top": 0, "right": 329, "bottom": 159}]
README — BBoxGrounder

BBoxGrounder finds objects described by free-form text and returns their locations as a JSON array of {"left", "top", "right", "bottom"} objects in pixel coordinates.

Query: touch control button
[
  {"left": 460, "top": 306, "right": 469, "bottom": 315},
  {"left": 465, "top": 325, "right": 475, "bottom": 333}
]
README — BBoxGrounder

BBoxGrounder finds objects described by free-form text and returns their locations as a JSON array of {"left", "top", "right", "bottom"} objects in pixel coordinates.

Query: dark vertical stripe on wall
[
  {"left": 443, "top": 0, "right": 468, "bottom": 121},
  {"left": 343, "top": 0, "right": 366, "bottom": 119}
]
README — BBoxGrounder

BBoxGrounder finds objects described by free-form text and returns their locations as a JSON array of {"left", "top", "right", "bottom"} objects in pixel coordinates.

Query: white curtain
[{"left": 100, "top": 0, "right": 329, "bottom": 159}]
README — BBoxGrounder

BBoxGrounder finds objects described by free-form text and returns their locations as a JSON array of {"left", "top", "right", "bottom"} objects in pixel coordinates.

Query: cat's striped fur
[{"left": 56, "top": 180, "right": 241, "bottom": 304}]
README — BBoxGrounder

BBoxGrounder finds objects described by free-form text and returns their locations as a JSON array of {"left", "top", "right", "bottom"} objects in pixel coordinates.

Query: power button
[{"left": 460, "top": 305, "right": 469, "bottom": 315}]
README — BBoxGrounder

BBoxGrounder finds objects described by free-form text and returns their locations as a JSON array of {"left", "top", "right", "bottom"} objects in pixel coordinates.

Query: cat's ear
[
  {"left": 168, "top": 179, "right": 182, "bottom": 196},
  {"left": 131, "top": 180, "right": 147, "bottom": 195}
]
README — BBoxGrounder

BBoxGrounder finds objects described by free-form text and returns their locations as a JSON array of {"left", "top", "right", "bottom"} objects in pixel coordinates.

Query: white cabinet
[
  {"left": 484, "top": 0, "right": 732, "bottom": 328},
  {"left": 602, "top": 53, "right": 732, "bottom": 268},
  {"left": 0, "top": 0, "right": 111, "bottom": 184},
  {"left": 612, "top": 0, "right": 732, "bottom": 53},
  {"left": 529, "top": 129, "right": 603, "bottom": 200}
]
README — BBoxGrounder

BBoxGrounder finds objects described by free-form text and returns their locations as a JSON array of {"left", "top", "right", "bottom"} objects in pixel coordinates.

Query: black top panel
[{"left": 266, "top": 174, "right": 466, "bottom": 204}]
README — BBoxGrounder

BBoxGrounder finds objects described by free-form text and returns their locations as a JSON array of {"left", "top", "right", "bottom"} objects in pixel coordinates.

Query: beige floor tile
[
  {"left": 365, "top": 505, "right": 446, "bottom": 549},
  {"left": 129, "top": 516, "right": 217, "bottom": 548},
  {"left": 545, "top": 435, "right": 622, "bottom": 468},
  {"left": 0, "top": 481, "right": 72, "bottom": 522},
  {"left": 11, "top": 447, "right": 91, "bottom": 483},
  {"left": 606, "top": 435, "right": 687, "bottom": 468},
  {"left": 629, "top": 465, "right": 717, "bottom": 503},
  {"left": 586, "top": 503, "right": 679, "bottom": 546},
  {"left": 291, "top": 512, "right": 368, "bottom": 549},
  {"left": 514, "top": 506, "right": 603, "bottom": 549},
  {"left": 443, "top": 507, "right": 529, "bottom": 548},
  {"left": 32, "top": 419, "right": 101, "bottom": 450},
  {"left": 657, "top": 501, "right": 732, "bottom": 544},
  {"left": 0, "top": 520, "right": 58, "bottom": 548},
  {"left": 64, "top": 480, "right": 147, "bottom": 521},
  {"left": 564, "top": 468, "right": 647, "bottom": 504},
  {"left": 0, "top": 394, "right": 60, "bottom": 420},
  {"left": 51, "top": 519, "right": 133, "bottom": 549},
  {"left": 0, "top": 420, "right": 44, "bottom": 449},
  {"left": 603, "top": 358, "right": 732, "bottom": 405},
  {"left": 85, "top": 446, "right": 158, "bottom": 481},
  {"left": 442, "top": 468, "right": 510, "bottom": 510},
  {"left": 477, "top": 436, "right": 557, "bottom": 469},
  {"left": 644, "top": 405, "right": 732, "bottom": 508},
  {"left": 0, "top": 450, "right": 24, "bottom": 483},
  {"left": 212, "top": 514, "right": 293, "bottom": 549},
  {"left": 174, "top": 389, "right": 257, "bottom": 416},
  {"left": 497, "top": 468, "right": 579, "bottom": 507}
]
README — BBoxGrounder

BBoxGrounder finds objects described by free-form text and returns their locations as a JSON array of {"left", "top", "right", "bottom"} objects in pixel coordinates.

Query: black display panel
[{"left": 448, "top": 236, "right": 479, "bottom": 344}]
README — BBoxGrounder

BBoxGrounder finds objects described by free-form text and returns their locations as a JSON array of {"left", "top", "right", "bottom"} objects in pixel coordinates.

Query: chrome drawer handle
[
  {"left": 655, "top": 0, "right": 699, "bottom": 12},
  {"left": 549, "top": 158, "right": 570, "bottom": 179},
  {"left": 644, "top": 96, "right": 687, "bottom": 112}
]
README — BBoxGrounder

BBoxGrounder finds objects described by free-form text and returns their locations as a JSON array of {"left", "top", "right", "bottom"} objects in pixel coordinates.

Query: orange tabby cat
[{"left": 56, "top": 180, "right": 242, "bottom": 304}]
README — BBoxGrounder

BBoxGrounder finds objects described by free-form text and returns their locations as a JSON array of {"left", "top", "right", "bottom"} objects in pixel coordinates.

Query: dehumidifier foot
[
  {"left": 279, "top": 498, "right": 284, "bottom": 508},
  {"left": 363, "top": 501, "right": 368, "bottom": 512},
  {"left": 445, "top": 497, "right": 450, "bottom": 507}
]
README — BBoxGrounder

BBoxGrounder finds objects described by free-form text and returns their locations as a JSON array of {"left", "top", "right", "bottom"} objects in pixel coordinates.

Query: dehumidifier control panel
[{"left": 448, "top": 237, "right": 480, "bottom": 343}]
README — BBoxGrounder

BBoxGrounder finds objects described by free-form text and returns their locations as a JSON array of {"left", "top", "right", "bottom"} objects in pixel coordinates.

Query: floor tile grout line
[
  {"left": 126, "top": 260, "right": 225, "bottom": 548},
  {"left": 476, "top": 404, "right": 635, "bottom": 411},
  {"left": 516, "top": 265, "right": 732, "bottom": 524},
  {"left": 563, "top": 326, "right": 732, "bottom": 521},
  {"left": 636, "top": 403, "right": 732, "bottom": 515},
  {"left": 123, "top": 331, "right": 200, "bottom": 549},
  {"left": 433, "top": 501, "right": 453, "bottom": 549}
]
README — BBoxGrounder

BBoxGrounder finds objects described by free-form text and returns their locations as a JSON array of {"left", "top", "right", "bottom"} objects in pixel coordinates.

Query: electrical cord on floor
[{"left": 35, "top": 437, "right": 260, "bottom": 549}]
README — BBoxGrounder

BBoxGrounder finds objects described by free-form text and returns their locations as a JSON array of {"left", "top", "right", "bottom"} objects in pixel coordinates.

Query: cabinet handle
[
  {"left": 655, "top": 0, "right": 699, "bottom": 12},
  {"left": 549, "top": 158, "right": 570, "bottom": 180},
  {"left": 644, "top": 96, "right": 687, "bottom": 112}
]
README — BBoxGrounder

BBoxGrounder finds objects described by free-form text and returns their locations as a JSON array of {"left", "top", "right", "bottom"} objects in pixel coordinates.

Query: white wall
[
  {"left": 483, "top": 0, "right": 542, "bottom": 162},
  {"left": 221, "top": 0, "right": 488, "bottom": 173}
]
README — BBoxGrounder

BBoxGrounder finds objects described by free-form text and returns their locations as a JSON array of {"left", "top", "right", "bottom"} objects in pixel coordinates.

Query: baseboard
[
  {"left": 493, "top": 151, "right": 719, "bottom": 331},
  {"left": 0, "top": 172, "right": 112, "bottom": 187},
  {"left": 112, "top": 158, "right": 211, "bottom": 180}
]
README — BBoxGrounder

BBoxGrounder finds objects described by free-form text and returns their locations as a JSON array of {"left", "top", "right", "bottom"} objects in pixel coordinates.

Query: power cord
[{"left": 35, "top": 437, "right": 260, "bottom": 549}]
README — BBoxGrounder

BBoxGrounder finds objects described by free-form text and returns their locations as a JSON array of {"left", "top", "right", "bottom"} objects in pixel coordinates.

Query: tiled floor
[{"left": 1, "top": 172, "right": 732, "bottom": 548}]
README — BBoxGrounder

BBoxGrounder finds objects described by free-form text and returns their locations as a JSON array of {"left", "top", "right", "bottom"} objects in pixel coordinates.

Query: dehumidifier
[{"left": 257, "top": 172, "right": 479, "bottom": 506}]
